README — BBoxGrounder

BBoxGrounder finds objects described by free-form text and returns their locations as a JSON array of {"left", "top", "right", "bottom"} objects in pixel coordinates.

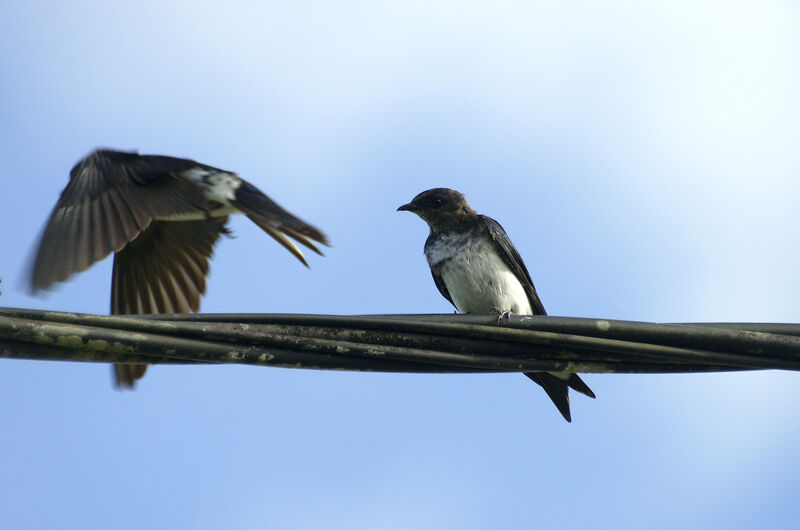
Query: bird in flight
[
  {"left": 31, "top": 148, "right": 329, "bottom": 388},
  {"left": 398, "top": 187, "right": 594, "bottom": 422}
]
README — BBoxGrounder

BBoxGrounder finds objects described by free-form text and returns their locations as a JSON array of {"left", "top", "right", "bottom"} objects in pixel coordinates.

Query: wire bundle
[{"left": 2, "top": 307, "right": 800, "bottom": 373}]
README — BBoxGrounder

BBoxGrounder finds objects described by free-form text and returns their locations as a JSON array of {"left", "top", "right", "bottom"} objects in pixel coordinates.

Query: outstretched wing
[
  {"left": 480, "top": 215, "right": 546, "bottom": 315},
  {"left": 111, "top": 218, "right": 229, "bottom": 314},
  {"left": 230, "top": 179, "right": 329, "bottom": 267},
  {"left": 31, "top": 149, "right": 210, "bottom": 291}
]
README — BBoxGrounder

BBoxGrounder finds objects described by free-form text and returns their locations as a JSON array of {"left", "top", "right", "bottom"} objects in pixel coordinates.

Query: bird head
[{"left": 397, "top": 188, "right": 476, "bottom": 231}]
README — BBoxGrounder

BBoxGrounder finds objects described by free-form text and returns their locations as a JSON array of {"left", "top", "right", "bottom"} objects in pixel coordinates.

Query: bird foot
[{"left": 490, "top": 307, "right": 512, "bottom": 323}]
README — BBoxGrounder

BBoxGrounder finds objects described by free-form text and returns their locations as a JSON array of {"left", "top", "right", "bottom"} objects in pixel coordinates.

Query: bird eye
[{"left": 433, "top": 198, "right": 443, "bottom": 207}]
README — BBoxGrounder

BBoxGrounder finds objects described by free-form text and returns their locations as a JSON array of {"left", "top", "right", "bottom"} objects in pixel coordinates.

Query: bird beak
[{"left": 397, "top": 203, "right": 414, "bottom": 212}]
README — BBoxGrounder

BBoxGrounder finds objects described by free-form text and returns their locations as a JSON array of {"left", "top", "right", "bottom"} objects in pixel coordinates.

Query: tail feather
[
  {"left": 231, "top": 180, "right": 329, "bottom": 266},
  {"left": 279, "top": 226, "right": 325, "bottom": 256},
  {"left": 565, "top": 373, "right": 596, "bottom": 399},
  {"left": 114, "top": 364, "right": 148, "bottom": 388},
  {"left": 525, "top": 372, "right": 595, "bottom": 422},
  {"left": 253, "top": 220, "right": 310, "bottom": 267}
]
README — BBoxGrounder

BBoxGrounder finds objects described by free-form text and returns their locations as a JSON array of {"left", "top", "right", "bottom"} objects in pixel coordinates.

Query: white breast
[
  {"left": 162, "top": 169, "right": 243, "bottom": 221},
  {"left": 426, "top": 234, "right": 533, "bottom": 315},
  {"left": 182, "top": 168, "right": 242, "bottom": 204}
]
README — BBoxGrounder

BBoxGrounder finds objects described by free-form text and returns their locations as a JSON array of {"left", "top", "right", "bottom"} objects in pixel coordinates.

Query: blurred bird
[
  {"left": 398, "top": 187, "right": 594, "bottom": 422},
  {"left": 31, "top": 148, "right": 329, "bottom": 388}
]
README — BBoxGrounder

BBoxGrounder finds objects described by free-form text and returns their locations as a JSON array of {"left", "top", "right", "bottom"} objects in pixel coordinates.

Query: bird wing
[
  {"left": 229, "top": 179, "right": 329, "bottom": 267},
  {"left": 31, "top": 149, "right": 211, "bottom": 291},
  {"left": 430, "top": 264, "right": 456, "bottom": 308},
  {"left": 111, "top": 218, "right": 229, "bottom": 314},
  {"left": 479, "top": 215, "right": 546, "bottom": 315},
  {"left": 422, "top": 233, "right": 457, "bottom": 309},
  {"left": 110, "top": 217, "right": 228, "bottom": 389},
  {"left": 479, "top": 216, "right": 595, "bottom": 420}
]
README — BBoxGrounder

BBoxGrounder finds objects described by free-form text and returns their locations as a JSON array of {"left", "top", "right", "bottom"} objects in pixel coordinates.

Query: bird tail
[
  {"left": 114, "top": 364, "right": 148, "bottom": 389},
  {"left": 231, "top": 180, "right": 329, "bottom": 267},
  {"left": 524, "top": 372, "right": 595, "bottom": 423}
]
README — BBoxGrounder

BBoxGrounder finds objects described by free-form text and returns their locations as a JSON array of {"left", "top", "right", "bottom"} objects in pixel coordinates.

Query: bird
[
  {"left": 30, "top": 148, "right": 329, "bottom": 388},
  {"left": 398, "top": 187, "right": 594, "bottom": 422}
]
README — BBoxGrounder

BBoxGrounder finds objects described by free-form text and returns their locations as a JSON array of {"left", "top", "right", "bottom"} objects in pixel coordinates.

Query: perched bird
[
  {"left": 31, "top": 148, "right": 329, "bottom": 388},
  {"left": 398, "top": 188, "right": 594, "bottom": 422}
]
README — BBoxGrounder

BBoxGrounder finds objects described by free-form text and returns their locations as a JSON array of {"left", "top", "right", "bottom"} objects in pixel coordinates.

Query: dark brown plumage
[
  {"left": 399, "top": 188, "right": 594, "bottom": 422},
  {"left": 31, "top": 149, "right": 329, "bottom": 388}
]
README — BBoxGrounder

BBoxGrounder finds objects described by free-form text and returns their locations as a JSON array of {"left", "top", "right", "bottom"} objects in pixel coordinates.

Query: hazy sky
[{"left": 2, "top": 1, "right": 800, "bottom": 528}]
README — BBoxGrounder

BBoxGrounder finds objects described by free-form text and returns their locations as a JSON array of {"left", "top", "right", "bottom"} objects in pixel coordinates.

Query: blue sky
[{"left": 2, "top": 1, "right": 800, "bottom": 528}]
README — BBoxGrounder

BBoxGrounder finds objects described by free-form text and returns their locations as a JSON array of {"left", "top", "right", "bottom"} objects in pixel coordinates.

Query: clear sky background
[{"left": 2, "top": 1, "right": 800, "bottom": 528}]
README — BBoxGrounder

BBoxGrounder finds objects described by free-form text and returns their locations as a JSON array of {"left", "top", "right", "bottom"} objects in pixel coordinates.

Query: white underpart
[
  {"left": 166, "top": 169, "right": 244, "bottom": 220},
  {"left": 428, "top": 232, "right": 571, "bottom": 381},
  {"left": 426, "top": 233, "right": 533, "bottom": 314},
  {"left": 182, "top": 168, "right": 243, "bottom": 203}
]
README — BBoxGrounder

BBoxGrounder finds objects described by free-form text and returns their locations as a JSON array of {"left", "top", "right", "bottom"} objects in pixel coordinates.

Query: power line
[{"left": 3, "top": 307, "right": 799, "bottom": 374}]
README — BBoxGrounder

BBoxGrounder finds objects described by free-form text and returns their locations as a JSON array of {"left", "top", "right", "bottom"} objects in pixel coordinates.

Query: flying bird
[
  {"left": 31, "top": 148, "right": 329, "bottom": 388},
  {"left": 398, "top": 187, "right": 594, "bottom": 422}
]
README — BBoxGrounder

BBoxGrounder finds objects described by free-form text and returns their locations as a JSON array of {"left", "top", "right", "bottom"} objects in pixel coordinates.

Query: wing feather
[
  {"left": 230, "top": 179, "right": 328, "bottom": 266},
  {"left": 31, "top": 149, "right": 210, "bottom": 291},
  {"left": 480, "top": 215, "right": 546, "bottom": 316},
  {"left": 111, "top": 218, "right": 227, "bottom": 315}
]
